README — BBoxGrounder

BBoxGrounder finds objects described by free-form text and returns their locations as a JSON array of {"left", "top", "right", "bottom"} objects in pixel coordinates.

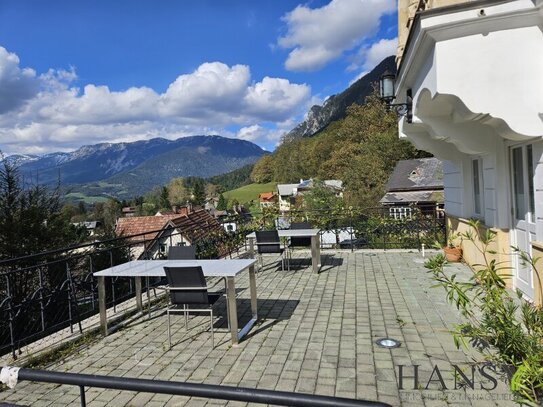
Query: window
[
  {"left": 389, "top": 206, "right": 412, "bottom": 220},
  {"left": 527, "top": 145, "right": 535, "bottom": 223},
  {"left": 512, "top": 145, "right": 536, "bottom": 223},
  {"left": 472, "top": 158, "right": 484, "bottom": 216}
]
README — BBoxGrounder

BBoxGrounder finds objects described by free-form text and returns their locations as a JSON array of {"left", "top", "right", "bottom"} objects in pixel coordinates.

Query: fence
[{"left": 0, "top": 205, "right": 444, "bottom": 358}]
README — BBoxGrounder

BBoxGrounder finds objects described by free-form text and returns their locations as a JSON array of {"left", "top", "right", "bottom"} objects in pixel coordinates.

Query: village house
[
  {"left": 380, "top": 157, "right": 444, "bottom": 219},
  {"left": 258, "top": 192, "right": 277, "bottom": 209},
  {"left": 115, "top": 208, "right": 224, "bottom": 259},
  {"left": 277, "top": 179, "right": 343, "bottom": 212}
]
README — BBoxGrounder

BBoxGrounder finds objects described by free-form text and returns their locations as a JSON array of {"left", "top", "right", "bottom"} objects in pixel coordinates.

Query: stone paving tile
[{"left": 0, "top": 251, "right": 517, "bottom": 406}]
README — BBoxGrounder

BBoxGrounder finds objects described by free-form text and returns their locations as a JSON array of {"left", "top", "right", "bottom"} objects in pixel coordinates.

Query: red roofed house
[
  {"left": 115, "top": 214, "right": 183, "bottom": 259},
  {"left": 259, "top": 192, "right": 277, "bottom": 209},
  {"left": 115, "top": 209, "right": 227, "bottom": 259}
]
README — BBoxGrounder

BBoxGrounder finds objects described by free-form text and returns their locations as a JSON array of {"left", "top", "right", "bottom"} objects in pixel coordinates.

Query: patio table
[
  {"left": 93, "top": 259, "right": 258, "bottom": 345},
  {"left": 246, "top": 229, "right": 321, "bottom": 273}
]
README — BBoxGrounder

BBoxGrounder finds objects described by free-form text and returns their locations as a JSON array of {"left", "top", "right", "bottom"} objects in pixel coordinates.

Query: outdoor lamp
[
  {"left": 379, "top": 74, "right": 413, "bottom": 123},
  {"left": 379, "top": 74, "right": 395, "bottom": 103}
]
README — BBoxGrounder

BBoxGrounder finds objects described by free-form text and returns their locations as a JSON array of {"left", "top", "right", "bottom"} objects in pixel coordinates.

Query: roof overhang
[{"left": 396, "top": 0, "right": 543, "bottom": 158}]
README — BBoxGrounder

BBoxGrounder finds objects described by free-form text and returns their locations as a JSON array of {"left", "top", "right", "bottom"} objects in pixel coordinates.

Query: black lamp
[{"left": 379, "top": 74, "right": 412, "bottom": 123}]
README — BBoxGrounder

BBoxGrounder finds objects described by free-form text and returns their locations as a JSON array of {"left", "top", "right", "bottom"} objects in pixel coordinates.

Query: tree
[
  {"left": 167, "top": 177, "right": 189, "bottom": 206},
  {"left": 0, "top": 157, "right": 88, "bottom": 260},
  {"left": 159, "top": 186, "right": 170, "bottom": 210},
  {"left": 192, "top": 179, "right": 206, "bottom": 206},
  {"left": 91, "top": 199, "right": 121, "bottom": 234},
  {"left": 217, "top": 194, "right": 227, "bottom": 211},
  {"left": 250, "top": 155, "right": 274, "bottom": 183}
]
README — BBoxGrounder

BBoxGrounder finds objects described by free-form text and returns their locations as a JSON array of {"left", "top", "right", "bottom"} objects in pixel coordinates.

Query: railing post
[
  {"left": 89, "top": 255, "right": 95, "bottom": 311},
  {"left": 38, "top": 268, "right": 46, "bottom": 332},
  {"left": 66, "top": 261, "right": 83, "bottom": 335},
  {"left": 109, "top": 250, "right": 117, "bottom": 313},
  {"left": 6, "top": 274, "right": 16, "bottom": 359},
  {"left": 79, "top": 385, "right": 87, "bottom": 407},
  {"left": 66, "top": 262, "right": 73, "bottom": 334},
  {"left": 349, "top": 206, "right": 354, "bottom": 252}
]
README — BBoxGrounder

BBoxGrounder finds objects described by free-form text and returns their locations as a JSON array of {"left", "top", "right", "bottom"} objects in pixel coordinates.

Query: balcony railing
[
  {"left": 4, "top": 366, "right": 392, "bottom": 407},
  {"left": 0, "top": 205, "right": 444, "bottom": 359}
]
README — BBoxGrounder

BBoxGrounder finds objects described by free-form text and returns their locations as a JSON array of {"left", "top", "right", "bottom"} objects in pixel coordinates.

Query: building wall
[
  {"left": 530, "top": 242, "right": 543, "bottom": 305},
  {"left": 396, "top": 0, "right": 543, "bottom": 304},
  {"left": 447, "top": 215, "right": 512, "bottom": 288},
  {"left": 397, "top": 0, "right": 470, "bottom": 67},
  {"left": 278, "top": 195, "right": 291, "bottom": 212}
]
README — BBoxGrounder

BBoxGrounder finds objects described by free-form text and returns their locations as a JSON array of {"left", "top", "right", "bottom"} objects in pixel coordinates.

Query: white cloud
[
  {"left": 0, "top": 48, "right": 312, "bottom": 155},
  {"left": 160, "top": 62, "right": 249, "bottom": 118},
  {"left": 278, "top": 0, "right": 395, "bottom": 71},
  {"left": 244, "top": 77, "right": 310, "bottom": 121},
  {"left": 0, "top": 47, "right": 40, "bottom": 114},
  {"left": 236, "top": 124, "right": 284, "bottom": 145},
  {"left": 362, "top": 38, "right": 397, "bottom": 70},
  {"left": 348, "top": 37, "right": 397, "bottom": 83}
]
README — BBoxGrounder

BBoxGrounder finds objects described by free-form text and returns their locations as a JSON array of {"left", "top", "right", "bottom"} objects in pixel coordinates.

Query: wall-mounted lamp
[{"left": 379, "top": 74, "right": 412, "bottom": 123}]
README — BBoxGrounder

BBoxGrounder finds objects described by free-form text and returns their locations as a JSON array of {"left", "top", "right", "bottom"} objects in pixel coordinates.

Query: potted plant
[{"left": 443, "top": 231, "right": 462, "bottom": 262}]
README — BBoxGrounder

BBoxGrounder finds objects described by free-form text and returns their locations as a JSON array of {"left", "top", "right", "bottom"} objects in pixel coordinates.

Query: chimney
[{"left": 172, "top": 205, "right": 178, "bottom": 214}]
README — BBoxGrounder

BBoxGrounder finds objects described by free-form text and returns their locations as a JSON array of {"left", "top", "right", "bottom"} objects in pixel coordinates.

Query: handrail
[{"left": 10, "top": 367, "right": 392, "bottom": 407}]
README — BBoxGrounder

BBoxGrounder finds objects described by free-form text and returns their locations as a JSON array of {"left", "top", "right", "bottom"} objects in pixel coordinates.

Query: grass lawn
[
  {"left": 223, "top": 182, "right": 276, "bottom": 205},
  {"left": 64, "top": 192, "right": 110, "bottom": 204}
]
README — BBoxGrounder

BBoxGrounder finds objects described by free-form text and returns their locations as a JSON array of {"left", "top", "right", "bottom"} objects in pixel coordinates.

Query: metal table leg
[
  {"left": 226, "top": 265, "right": 259, "bottom": 346},
  {"left": 248, "top": 236, "right": 255, "bottom": 258},
  {"left": 98, "top": 276, "right": 107, "bottom": 336},
  {"left": 311, "top": 234, "right": 322, "bottom": 274},
  {"left": 226, "top": 277, "right": 239, "bottom": 345},
  {"left": 135, "top": 277, "right": 143, "bottom": 313}
]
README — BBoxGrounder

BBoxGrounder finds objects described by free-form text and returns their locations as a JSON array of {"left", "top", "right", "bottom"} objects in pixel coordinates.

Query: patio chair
[
  {"left": 168, "top": 245, "right": 196, "bottom": 260},
  {"left": 255, "top": 230, "right": 289, "bottom": 271},
  {"left": 289, "top": 221, "right": 312, "bottom": 248},
  {"left": 152, "top": 245, "right": 198, "bottom": 298},
  {"left": 166, "top": 244, "right": 226, "bottom": 296},
  {"left": 163, "top": 266, "right": 223, "bottom": 349}
]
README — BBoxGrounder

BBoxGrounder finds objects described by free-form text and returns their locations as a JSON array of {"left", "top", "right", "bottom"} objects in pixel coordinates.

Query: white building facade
[{"left": 396, "top": 0, "right": 543, "bottom": 303}]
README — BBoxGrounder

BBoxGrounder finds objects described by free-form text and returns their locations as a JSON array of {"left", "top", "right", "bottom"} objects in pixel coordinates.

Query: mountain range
[
  {"left": 285, "top": 56, "right": 396, "bottom": 140},
  {"left": 10, "top": 136, "right": 266, "bottom": 199},
  {"left": 7, "top": 55, "right": 396, "bottom": 201}
]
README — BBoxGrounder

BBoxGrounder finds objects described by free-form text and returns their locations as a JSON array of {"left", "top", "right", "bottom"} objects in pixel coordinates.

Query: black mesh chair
[
  {"left": 255, "top": 230, "right": 289, "bottom": 271},
  {"left": 289, "top": 221, "right": 312, "bottom": 248},
  {"left": 163, "top": 266, "right": 223, "bottom": 349},
  {"left": 168, "top": 245, "right": 196, "bottom": 260},
  {"left": 153, "top": 246, "right": 198, "bottom": 297}
]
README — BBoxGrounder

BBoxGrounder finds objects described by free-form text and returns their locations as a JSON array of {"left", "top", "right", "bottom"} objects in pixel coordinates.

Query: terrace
[{"left": 0, "top": 209, "right": 516, "bottom": 406}]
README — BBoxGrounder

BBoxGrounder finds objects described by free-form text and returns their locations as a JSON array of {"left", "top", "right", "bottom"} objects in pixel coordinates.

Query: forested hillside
[
  {"left": 250, "top": 93, "right": 430, "bottom": 208},
  {"left": 207, "top": 163, "right": 255, "bottom": 192}
]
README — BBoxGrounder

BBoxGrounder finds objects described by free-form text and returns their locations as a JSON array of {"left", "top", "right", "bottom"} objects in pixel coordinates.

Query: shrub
[{"left": 425, "top": 219, "right": 543, "bottom": 405}]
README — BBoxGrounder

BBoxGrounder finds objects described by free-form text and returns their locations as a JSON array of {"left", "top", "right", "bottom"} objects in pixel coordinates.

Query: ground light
[{"left": 375, "top": 338, "right": 401, "bottom": 349}]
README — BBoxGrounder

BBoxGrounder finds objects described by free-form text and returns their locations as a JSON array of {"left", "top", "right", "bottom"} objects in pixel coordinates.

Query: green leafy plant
[{"left": 426, "top": 219, "right": 543, "bottom": 405}]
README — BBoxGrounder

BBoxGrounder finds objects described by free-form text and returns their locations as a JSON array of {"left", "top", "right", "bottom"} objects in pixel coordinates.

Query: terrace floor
[{"left": 0, "top": 251, "right": 516, "bottom": 406}]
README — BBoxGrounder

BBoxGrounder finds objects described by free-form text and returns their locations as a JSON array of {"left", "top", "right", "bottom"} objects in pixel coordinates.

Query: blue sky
[{"left": 0, "top": 0, "right": 397, "bottom": 155}]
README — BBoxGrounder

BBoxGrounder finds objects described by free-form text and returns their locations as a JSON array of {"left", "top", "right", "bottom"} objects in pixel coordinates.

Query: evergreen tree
[
  {"left": 217, "top": 194, "right": 227, "bottom": 210},
  {"left": 159, "top": 186, "right": 170, "bottom": 210},
  {"left": 192, "top": 179, "right": 206, "bottom": 206},
  {"left": 0, "top": 157, "right": 88, "bottom": 260}
]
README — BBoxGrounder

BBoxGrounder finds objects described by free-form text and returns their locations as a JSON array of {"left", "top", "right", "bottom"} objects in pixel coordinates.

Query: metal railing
[
  {"left": 0, "top": 205, "right": 445, "bottom": 358},
  {"left": 0, "top": 225, "right": 247, "bottom": 359},
  {"left": 9, "top": 367, "right": 392, "bottom": 407}
]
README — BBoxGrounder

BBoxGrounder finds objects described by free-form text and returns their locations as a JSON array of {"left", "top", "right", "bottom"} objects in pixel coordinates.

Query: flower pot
[{"left": 443, "top": 246, "right": 462, "bottom": 262}]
